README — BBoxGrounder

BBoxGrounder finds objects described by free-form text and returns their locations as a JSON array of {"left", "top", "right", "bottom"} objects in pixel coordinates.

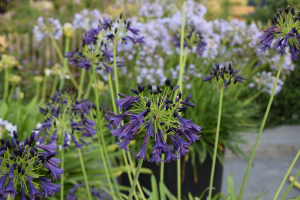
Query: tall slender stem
[
  {"left": 78, "top": 69, "right": 86, "bottom": 100},
  {"left": 208, "top": 88, "right": 224, "bottom": 199},
  {"left": 274, "top": 148, "right": 300, "bottom": 200},
  {"left": 92, "top": 65, "right": 119, "bottom": 200},
  {"left": 113, "top": 43, "right": 120, "bottom": 96},
  {"left": 59, "top": 37, "right": 70, "bottom": 90},
  {"left": 50, "top": 36, "right": 79, "bottom": 89},
  {"left": 60, "top": 139, "right": 65, "bottom": 200},
  {"left": 128, "top": 158, "right": 144, "bottom": 200},
  {"left": 42, "top": 75, "right": 48, "bottom": 100},
  {"left": 35, "top": 83, "right": 41, "bottom": 99},
  {"left": 7, "top": 194, "right": 10, "bottom": 200},
  {"left": 108, "top": 74, "right": 117, "bottom": 113},
  {"left": 3, "top": 67, "right": 9, "bottom": 101},
  {"left": 177, "top": 152, "right": 181, "bottom": 200},
  {"left": 127, "top": 151, "right": 146, "bottom": 200},
  {"left": 178, "top": 0, "right": 186, "bottom": 92},
  {"left": 84, "top": 70, "right": 93, "bottom": 99},
  {"left": 51, "top": 76, "right": 59, "bottom": 96},
  {"left": 238, "top": 55, "right": 285, "bottom": 199},
  {"left": 176, "top": 2, "right": 186, "bottom": 200},
  {"left": 7, "top": 84, "right": 15, "bottom": 103},
  {"left": 74, "top": 132, "right": 92, "bottom": 200},
  {"left": 280, "top": 168, "right": 300, "bottom": 200}
]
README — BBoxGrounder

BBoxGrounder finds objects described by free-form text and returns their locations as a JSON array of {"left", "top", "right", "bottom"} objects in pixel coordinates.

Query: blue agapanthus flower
[
  {"left": 66, "top": 183, "right": 103, "bottom": 200},
  {"left": 172, "top": 26, "right": 207, "bottom": 57},
  {"left": 203, "top": 63, "right": 246, "bottom": 88},
  {"left": 0, "top": 131, "right": 63, "bottom": 199},
  {"left": 110, "top": 78, "right": 201, "bottom": 163},
  {"left": 37, "top": 89, "right": 97, "bottom": 150},
  {"left": 65, "top": 13, "right": 144, "bottom": 74},
  {"left": 260, "top": 6, "right": 300, "bottom": 60}
]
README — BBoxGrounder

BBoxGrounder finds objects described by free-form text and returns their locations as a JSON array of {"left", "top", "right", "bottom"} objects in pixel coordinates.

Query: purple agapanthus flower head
[
  {"left": 0, "top": 131, "right": 63, "bottom": 199},
  {"left": 259, "top": 6, "right": 300, "bottom": 60},
  {"left": 172, "top": 26, "right": 207, "bottom": 57},
  {"left": 110, "top": 78, "right": 201, "bottom": 163},
  {"left": 203, "top": 63, "right": 246, "bottom": 88},
  {"left": 37, "top": 90, "right": 97, "bottom": 151}
]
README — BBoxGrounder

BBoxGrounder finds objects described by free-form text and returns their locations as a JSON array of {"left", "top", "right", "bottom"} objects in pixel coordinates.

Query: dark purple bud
[
  {"left": 181, "top": 101, "right": 195, "bottom": 107},
  {"left": 131, "top": 89, "right": 139, "bottom": 95},
  {"left": 30, "top": 148, "right": 35, "bottom": 157},
  {"left": 46, "top": 152, "right": 58, "bottom": 161},
  {"left": 18, "top": 164, "right": 22, "bottom": 173},
  {"left": 173, "top": 85, "right": 179, "bottom": 91},
  {"left": 13, "top": 130, "right": 18, "bottom": 139},
  {"left": 148, "top": 83, "right": 153, "bottom": 91},
  {"left": 160, "top": 122, "right": 165, "bottom": 125},
  {"left": 146, "top": 100, "right": 151, "bottom": 108},
  {"left": 170, "top": 84, "right": 174, "bottom": 90},
  {"left": 173, "top": 110, "right": 178, "bottom": 118},
  {"left": 33, "top": 158, "right": 39, "bottom": 167},
  {"left": 285, "top": 5, "right": 289, "bottom": 14},
  {"left": 0, "top": 139, "right": 4, "bottom": 145},
  {"left": 165, "top": 77, "right": 171, "bottom": 86},
  {"left": 118, "top": 93, "right": 127, "bottom": 98},
  {"left": 21, "top": 168, "right": 25, "bottom": 175},
  {"left": 120, "top": 13, "right": 123, "bottom": 19}
]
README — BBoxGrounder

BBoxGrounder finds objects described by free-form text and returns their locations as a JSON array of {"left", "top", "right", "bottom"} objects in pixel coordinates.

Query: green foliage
[{"left": 255, "top": 62, "right": 300, "bottom": 127}]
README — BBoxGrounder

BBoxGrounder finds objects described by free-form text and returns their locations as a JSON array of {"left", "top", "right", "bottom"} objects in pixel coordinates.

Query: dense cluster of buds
[
  {"left": 172, "top": 26, "right": 207, "bottom": 57},
  {"left": 203, "top": 63, "right": 246, "bottom": 88},
  {"left": 260, "top": 5, "right": 300, "bottom": 60},
  {"left": 0, "top": 131, "right": 63, "bottom": 199},
  {"left": 110, "top": 78, "right": 201, "bottom": 163},
  {"left": 65, "top": 13, "right": 144, "bottom": 74},
  {"left": 37, "top": 89, "right": 97, "bottom": 150}
]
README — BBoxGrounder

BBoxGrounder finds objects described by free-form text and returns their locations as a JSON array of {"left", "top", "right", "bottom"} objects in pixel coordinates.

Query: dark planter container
[{"left": 119, "top": 152, "right": 224, "bottom": 199}]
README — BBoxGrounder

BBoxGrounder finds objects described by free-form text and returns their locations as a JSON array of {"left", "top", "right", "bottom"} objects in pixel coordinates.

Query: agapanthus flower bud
[
  {"left": 260, "top": 6, "right": 300, "bottom": 60},
  {"left": 203, "top": 63, "right": 246, "bottom": 88},
  {"left": 110, "top": 78, "right": 201, "bottom": 163},
  {"left": 0, "top": 132, "right": 63, "bottom": 199},
  {"left": 37, "top": 90, "right": 97, "bottom": 151}
]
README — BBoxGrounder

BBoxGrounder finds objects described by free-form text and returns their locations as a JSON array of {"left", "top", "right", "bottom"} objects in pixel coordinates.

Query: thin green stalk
[
  {"left": 78, "top": 69, "right": 86, "bottom": 100},
  {"left": 42, "top": 75, "right": 48, "bottom": 100},
  {"left": 35, "top": 83, "right": 41, "bottom": 99},
  {"left": 60, "top": 137, "right": 65, "bottom": 200},
  {"left": 83, "top": 70, "right": 93, "bottom": 99},
  {"left": 238, "top": 55, "right": 285, "bottom": 199},
  {"left": 7, "top": 194, "right": 10, "bottom": 200},
  {"left": 3, "top": 67, "right": 9, "bottom": 101},
  {"left": 7, "top": 84, "right": 15, "bottom": 103},
  {"left": 128, "top": 157, "right": 144, "bottom": 200},
  {"left": 74, "top": 132, "right": 92, "bottom": 200},
  {"left": 49, "top": 36, "right": 79, "bottom": 89},
  {"left": 208, "top": 88, "right": 224, "bottom": 199},
  {"left": 160, "top": 135, "right": 168, "bottom": 181},
  {"left": 178, "top": 0, "right": 186, "bottom": 92},
  {"left": 177, "top": 153, "right": 181, "bottom": 200},
  {"left": 51, "top": 76, "right": 59, "bottom": 96},
  {"left": 127, "top": 151, "right": 146, "bottom": 200},
  {"left": 280, "top": 168, "right": 300, "bottom": 200},
  {"left": 91, "top": 65, "right": 119, "bottom": 200},
  {"left": 59, "top": 36, "right": 70, "bottom": 90},
  {"left": 108, "top": 74, "right": 117, "bottom": 114},
  {"left": 113, "top": 43, "right": 120, "bottom": 96},
  {"left": 274, "top": 149, "right": 300, "bottom": 200}
]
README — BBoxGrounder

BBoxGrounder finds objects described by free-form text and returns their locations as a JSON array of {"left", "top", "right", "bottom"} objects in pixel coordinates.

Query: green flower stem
[
  {"left": 49, "top": 36, "right": 79, "bottom": 89},
  {"left": 60, "top": 141, "right": 65, "bottom": 200},
  {"left": 91, "top": 65, "right": 119, "bottom": 200},
  {"left": 78, "top": 69, "right": 86, "bottom": 100},
  {"left": 35, "top": 82, "right": 41, "bottom": 99},
  {"left": 74, "top": 132, "right": 92, "bottom": 200},
  {"left": 177, "top": 152, "right": 181, "bottom": 200},
  {"left": 238, "top": 55, "right": 285, "bottom": 200},
  {"left": 160, "top": 135, "right": 168, "bottom": 181},
  {"left": 280, "top": 168, "right": 300, "bottom": 200},
  {"left": 128, "top": 156, "right": 144, "bottom": 200},
  {"left": 51, "top": 76, "right": 59, "bottom": 97},
  {"left": 108, "top": 74, "right": 117, "bottom": 113},
  {"left": 113, "top": 43, "right": 120, "bottom": 96},
  {"left": 208, "top": 88, "right": 224, "bottom": 200},
  {"left": 127, "top": 151, "right": 146, "bottom": 200},
  {"left": 7, "top": 194, "right": 10, "bottom": 200},
  {"left": 178, "top": 0, "right": 186, "bottom": 92},
  {"left": 83, "top": 70, "right": 93, "bottom": 99},
  {"left": 7, "top": 84, "right": 15, "bottom": 103},
  {"left": 3, "top": 67, "right": 9, "bottom": 101},
  {"left": 42, "top": 75, "right": 48, "bottom": 100},
  {"left": 59, "top": 36, "right": 70, "bottom": 90},
  {"left": 274, "top": 148, "right": 300, "bottom": 200}
]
